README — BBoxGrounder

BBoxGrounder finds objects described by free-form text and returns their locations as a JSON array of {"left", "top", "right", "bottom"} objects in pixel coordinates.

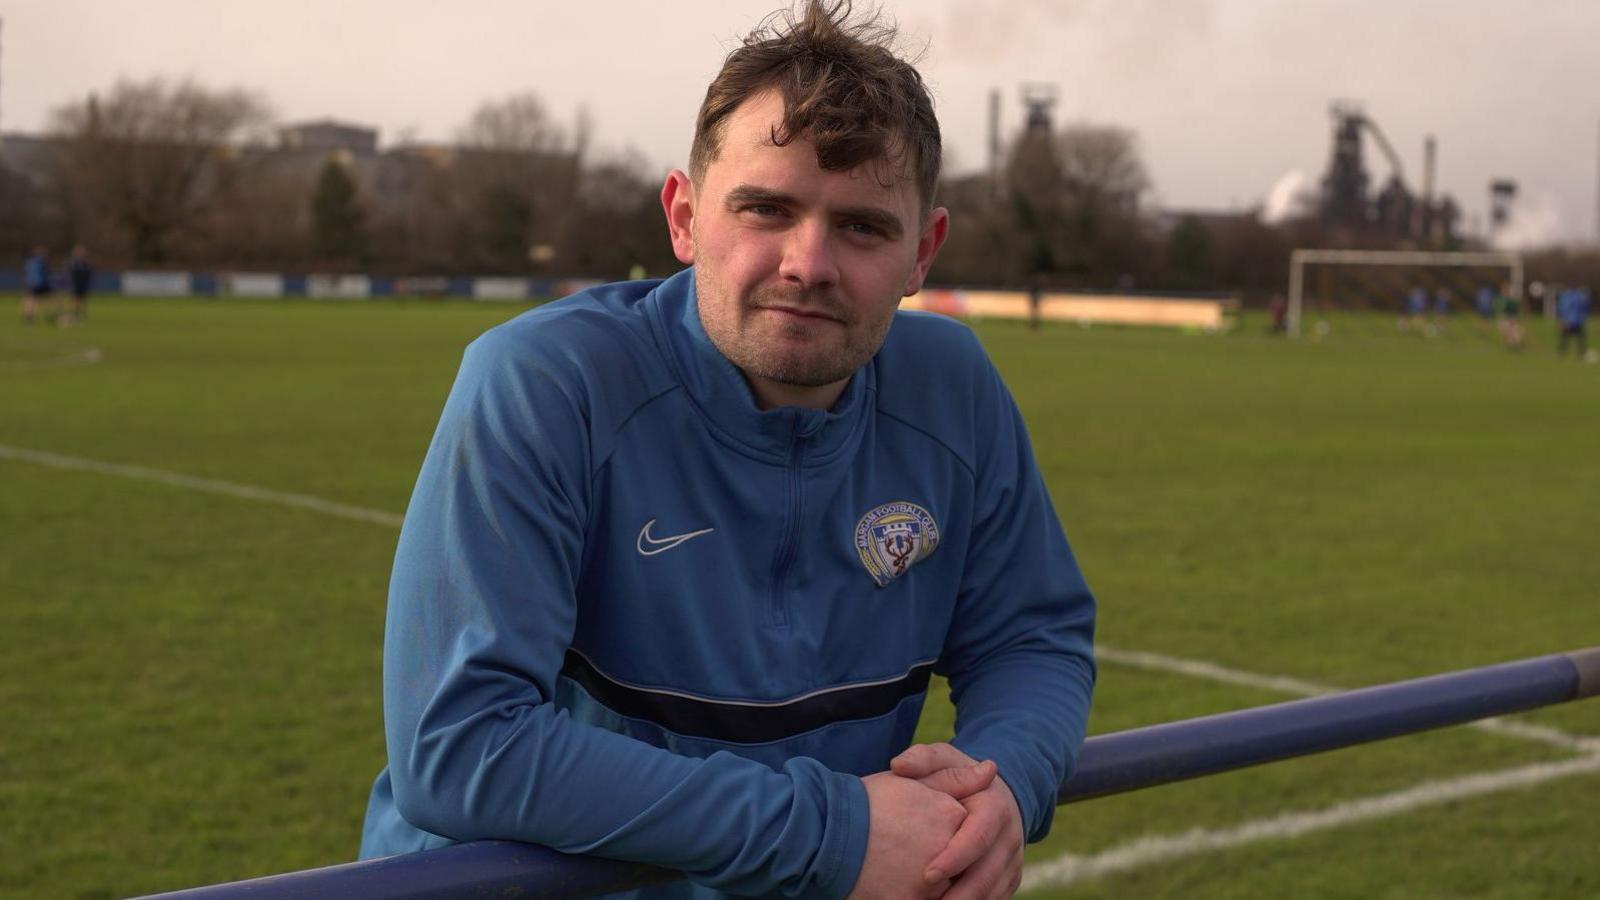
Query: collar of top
[{"left": 644, "top": 267, "right": 871, "bottom": 464}]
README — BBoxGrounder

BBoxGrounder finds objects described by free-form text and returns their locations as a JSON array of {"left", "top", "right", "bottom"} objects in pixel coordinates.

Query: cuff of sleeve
[
  {"left": 952, "top": 741, "right": 1055, "bottom": 843},
  {"left": 813, "top": 769, "right": 870, "bottom": 899},
  {"left": 1009, "top": 759, "right": 1054, "bottom": 842}
]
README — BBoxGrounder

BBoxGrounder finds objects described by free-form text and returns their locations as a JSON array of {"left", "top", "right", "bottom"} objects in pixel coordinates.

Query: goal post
[{"left": 1287, "top": 249, "right": 1524, "bottom": 339}]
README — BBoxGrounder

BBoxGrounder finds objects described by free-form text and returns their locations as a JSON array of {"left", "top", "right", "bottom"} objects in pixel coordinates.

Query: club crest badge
[{"left": 854, "top": 501, "right": 940, "bottom": 588}]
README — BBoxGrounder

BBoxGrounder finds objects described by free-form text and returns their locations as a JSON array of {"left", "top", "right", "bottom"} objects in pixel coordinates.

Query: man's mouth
[{"left": 759, "top": 304, "right": 844, "bottom": 325}]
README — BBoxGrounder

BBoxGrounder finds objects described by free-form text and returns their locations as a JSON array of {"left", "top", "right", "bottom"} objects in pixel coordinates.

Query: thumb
[{"left": 918, "top": 760, "right": 996, "bottom": 800}]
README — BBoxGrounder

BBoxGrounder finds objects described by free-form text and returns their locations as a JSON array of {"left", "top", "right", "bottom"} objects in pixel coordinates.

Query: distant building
[
  {"left": 0, "top": 132, "right": 59, "bottom": 190},
  {"left": 1317, "top": 103, "right": 1457, "bottom": 245},
  {"left": 0, "top": 133, "right": 67, "bottom": 249},
  {"left": 278, "top": 119, "right": 379, "bottom": 155}
]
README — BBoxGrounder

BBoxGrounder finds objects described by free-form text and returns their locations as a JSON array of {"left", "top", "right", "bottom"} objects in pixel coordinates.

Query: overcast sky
[{"left": 3, "top": 0, "right": 1598, "bottom": 243}]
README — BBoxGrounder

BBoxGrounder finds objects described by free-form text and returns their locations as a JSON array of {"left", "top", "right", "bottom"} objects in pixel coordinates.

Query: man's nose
[{"left": 778, "top": 219, "right": 839, "bottom": 289}]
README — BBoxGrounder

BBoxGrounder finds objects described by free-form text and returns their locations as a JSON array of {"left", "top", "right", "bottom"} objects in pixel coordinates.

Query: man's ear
[
  {"left": 661, "top": 169, "right": 697, "bottom": 265},
  {"left": 903, "top": 206, "right": 950, "bottom": 296}
]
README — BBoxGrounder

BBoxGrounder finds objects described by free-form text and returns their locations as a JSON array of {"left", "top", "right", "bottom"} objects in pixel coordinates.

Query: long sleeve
[
  {"left": 380, "top": 331, "right": 868, "bottom": 897},
  {"left": 936, "top": 358, "right": 1097, "bottom": 843}
]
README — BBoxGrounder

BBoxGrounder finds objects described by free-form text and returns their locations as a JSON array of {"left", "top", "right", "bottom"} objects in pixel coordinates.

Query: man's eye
[
  {"left": 744, "top": 204, "right": 783, "bottom": 217},
  {"left": 845, "top": 222, "right": 884, "bottom": 238}
]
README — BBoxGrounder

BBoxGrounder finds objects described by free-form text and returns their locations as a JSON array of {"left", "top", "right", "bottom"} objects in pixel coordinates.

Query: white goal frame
[{"left": 1287, "top": 249, "right": 1524, "bottom": 339}]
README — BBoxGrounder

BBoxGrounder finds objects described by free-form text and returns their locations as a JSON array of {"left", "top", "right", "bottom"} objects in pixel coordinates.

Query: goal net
[{"left": 1287, "top": 249, "right": 1524, "bottom": 339}]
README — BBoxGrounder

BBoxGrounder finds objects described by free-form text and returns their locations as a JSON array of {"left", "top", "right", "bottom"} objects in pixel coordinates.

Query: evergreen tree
[
  {"left": 311, "top": 159, "right": 367, "bottom": 262},
  {"left": 1166, "top": 215, "right": 1215, "bottom": 289}
]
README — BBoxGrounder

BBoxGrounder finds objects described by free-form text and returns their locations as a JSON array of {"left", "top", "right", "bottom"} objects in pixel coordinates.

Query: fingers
[
  {"left": 917, "top": 759, "right": 996, "bottom": 802},
  {"left": 891, "top": 741, "right": 974, "bottom": 778},
  {"left": 939, "top": 839, "right": 1022, "bottom": 900},
  {"left": 852, "top": 773, "right": 971, "bottom": 900},
  {"left": 921, "top": 797, "right": 1002, "bottom": 884}
]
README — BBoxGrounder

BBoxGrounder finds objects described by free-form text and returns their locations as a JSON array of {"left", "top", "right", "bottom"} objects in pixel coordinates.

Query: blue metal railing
[{"left": 143, "top": 647, "right": 1600, "bottom": 899}]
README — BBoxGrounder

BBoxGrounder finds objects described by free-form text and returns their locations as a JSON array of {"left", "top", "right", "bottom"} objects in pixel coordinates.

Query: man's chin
[{"left": 748, "top": 353, "right": 857, "bottom": 389}]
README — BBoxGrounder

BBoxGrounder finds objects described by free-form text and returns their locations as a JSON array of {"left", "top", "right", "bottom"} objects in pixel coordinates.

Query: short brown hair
[{"left": 688, "top": 1, "right": 942, "bottom": 213}]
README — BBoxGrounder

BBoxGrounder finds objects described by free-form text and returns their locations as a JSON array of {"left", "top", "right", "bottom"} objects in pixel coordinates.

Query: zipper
[{"left": 768, "top": 416, "right": 807, "bottom": 627}]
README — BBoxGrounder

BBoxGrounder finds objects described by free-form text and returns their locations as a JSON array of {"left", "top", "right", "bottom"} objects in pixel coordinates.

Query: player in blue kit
[
  {"left": 22, "top": 246, "right": 52, "bottom": 325},
  {"left": 360, "top": 3, "right": 1097, "bottom": 898},
  {"left": 1556, "top": 286, "right": 1590, "bottom": 358}
]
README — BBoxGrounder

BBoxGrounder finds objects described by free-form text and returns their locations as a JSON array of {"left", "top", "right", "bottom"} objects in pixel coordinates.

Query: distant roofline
[{"left": 281, "top": 118, "right": 378, "bottom": 133}]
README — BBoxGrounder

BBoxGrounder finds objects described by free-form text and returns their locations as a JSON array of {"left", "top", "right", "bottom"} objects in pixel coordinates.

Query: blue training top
[
  {"left": 23, "top": 255, "right": 49, "bottom": 291},
  {"left": 1558, "top": 288, "right": 1590, "bottom": 326}
]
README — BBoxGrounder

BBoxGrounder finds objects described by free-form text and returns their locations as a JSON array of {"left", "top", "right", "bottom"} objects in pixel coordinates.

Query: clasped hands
[{"left": 849, "top": 743, "right": 1024, "bottom": 900}]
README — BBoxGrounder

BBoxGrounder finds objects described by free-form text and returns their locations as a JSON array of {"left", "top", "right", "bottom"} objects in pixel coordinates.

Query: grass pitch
[{"left": 2, "top": 297, "right": 1597, "bottom": 898}]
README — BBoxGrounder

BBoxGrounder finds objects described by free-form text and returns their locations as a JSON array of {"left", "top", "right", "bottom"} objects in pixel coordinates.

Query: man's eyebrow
[
  {"left": 833, "top": 205, "right": 904, "bottom": 238},
  {"left": 725, "top": 185, "right": 796, "bottom": 208}
]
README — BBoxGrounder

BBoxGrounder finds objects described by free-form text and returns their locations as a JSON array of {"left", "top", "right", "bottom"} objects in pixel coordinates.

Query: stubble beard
[{"left": 699, "top": 276, "right": 894, "bottom": 389}]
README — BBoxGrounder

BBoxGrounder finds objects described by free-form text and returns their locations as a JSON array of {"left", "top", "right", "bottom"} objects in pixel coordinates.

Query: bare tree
[
  {"left": 1030, "top": 122, "right": 1158, "bottom": 283},
  {"left": 1208, "top": 213, "right": 1292, "bottom": 299},
  {"left": 458, "top": 93, "right": 567, "bottom": 154},
  {"left": 1054, "top": 124, "right": 1150, "bottom": 212},
  {"left": 450, "top": 92, "right": 582, "bottom": 273},
  {"left": 0, "top": 164, "right": 54, "bottom": 255},
  {"left": 562, "top": 148, "right": 678, "bottom": 279},
  {"left": 923, "top": 173, "right": 1016, "bottom": 287},
  {"left": 1005, "top": 127, "right": 1069, "bottom": 279},
  {"left": 934, "top": 124, "right": 1154, "bottom": 290},
  {"left": 49, "top": 78, "right": 273, "bottom": 263},
  {"left": 194, "top": 149, "right": 318, "bottom": 268}
]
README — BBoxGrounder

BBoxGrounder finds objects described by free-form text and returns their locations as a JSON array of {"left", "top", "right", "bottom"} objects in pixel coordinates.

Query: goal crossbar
[{"left": 1287, "top": 249, "right": 1524, "bottom": 339}]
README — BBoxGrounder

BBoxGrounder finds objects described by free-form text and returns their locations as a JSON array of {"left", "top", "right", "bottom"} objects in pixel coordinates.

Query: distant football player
[
  {"left": 22, "top": 246, "right": 52, "bottom": 325},
  {"left": 68, "top": 245, "right": 94, "bottom": 324}
]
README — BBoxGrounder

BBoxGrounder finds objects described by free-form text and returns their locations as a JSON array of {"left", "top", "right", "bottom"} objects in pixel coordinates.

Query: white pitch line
[
  {"left": 0, "top": 343, "right": 104, "bottom": 369},
  {"left": 1022, "top": 752, "right": 1600, "bottom": 893},
  {"left": 1025, "top": 646, "right": 1600, "bottom": 893},
  {"left": 1098, "top": 646, "right": 1338, "bottom": 697},
  {"left": 0, "top": 444, "right": 403, "bottom": 528},
  {"left": 1472, "top": 718, "right": 1600, "bottom": 754},
  {"left": 1097, "top": 645, "right": 1593, "bottom": 752}
]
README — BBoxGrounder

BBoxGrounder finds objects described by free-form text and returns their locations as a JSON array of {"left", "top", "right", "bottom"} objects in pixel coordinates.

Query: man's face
[{"left": 663, "top": 90, "right": 947, "bottom": 408}]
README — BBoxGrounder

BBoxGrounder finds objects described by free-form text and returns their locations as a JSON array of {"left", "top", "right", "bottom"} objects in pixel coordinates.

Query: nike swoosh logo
[{"left": 636, "top": 519, "right": 715, "bottom": 556}]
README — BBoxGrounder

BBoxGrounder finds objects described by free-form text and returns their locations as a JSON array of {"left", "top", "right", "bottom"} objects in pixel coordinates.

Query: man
[
  {"left": 1497, "top": 282, "right": 1524, "bottom": 351},
  {"left": 22, "top": 246, "right": 51, "bottom": 325},
  {"left": 68, "top": 245, "right": 94, "bottom": 323},
  {"left": 1268, "top": 295, "right": 1288, "bottom": 335},
  {"left": 1474, "top": 284, "right": 1495, "bottom": 321},
  {"left": 360, "top": 4, "right": 1096, "bottom": 898},
  {"left": 1556, "top": 286, "right": 1589, "bottom": 358},
  {"left": 1431, "top": 286, "right": 1451, "bottom": 333},
  {"left": 1400, "top": 284, "right": 1426, "bottom": 333}
]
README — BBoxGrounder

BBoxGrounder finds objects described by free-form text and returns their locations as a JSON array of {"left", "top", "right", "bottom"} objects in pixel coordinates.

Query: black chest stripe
[{"left": 560, "top": 649, "right": 935, "bottom": 744}]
